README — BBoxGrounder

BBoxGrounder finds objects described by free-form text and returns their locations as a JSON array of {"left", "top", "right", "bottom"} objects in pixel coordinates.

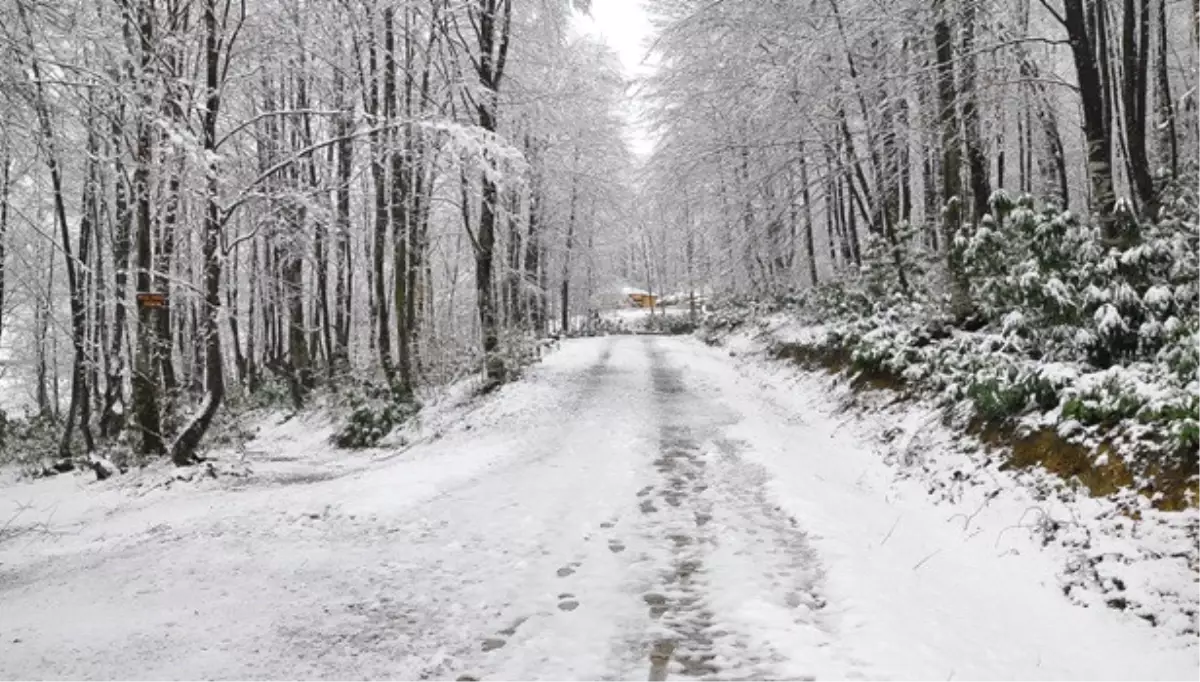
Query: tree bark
[
  {"left": 560, "top": 149, "right": 579, "bottom": 335},
  {"left": 101, "top": 106, "right": 131, "bottom": 437},
  {"left": 130, "top": 0, "right": 165, "bottom": 456},
  {"left": 170, "top": 0, "right": 229, "bottom": 465},
  {"left": 960, "top": 0, "right": 991, "bottom": 225},
  {"left": 1122, "top": 0, "right": 1157, "bottom": 219},
  {"left": 798, "top": 141, "right": 817, "bottom": 287},
  {"left": 1155, "top": 0, "right": 1178, "bottom": 177},
  {"left": 386, "top": 7, "right": 413, "bottom": 397},
  {"left": 366, "top": 12, "right": 396, "bottom": 384},
  {"left": 293, "top": 36, "right": 328, "bottom": 387},
  {"left": 333, "top": 48, "right": 354, "bottom": 372},
  {"left": 0, "top": 149, "right": 8, "bottom": 351},
  {"left": 35, "top": 246, "right": 50, "bottom": 420},
  {"left": 1063, "top": 0, "right": 1118, "bottom": 238},
  {"left": 934, "top": 0, "right": 971, "bottom": 319},
  {"left": 468, "top": 0, "right": 513, "bottom": 386},
  {"left": 227, "top": 238, "right": 247, "bottom": 385},
  {"left": 524, "top": 136, "right": 544, "bottom": 333},
  {"left": 72, "top": 117, "right": 100, "bottom": 454}
]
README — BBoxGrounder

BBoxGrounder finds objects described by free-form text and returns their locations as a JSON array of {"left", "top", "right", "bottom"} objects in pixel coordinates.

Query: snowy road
[{"left": 0, "top": 337, "right": 1194, "bottom": 680}]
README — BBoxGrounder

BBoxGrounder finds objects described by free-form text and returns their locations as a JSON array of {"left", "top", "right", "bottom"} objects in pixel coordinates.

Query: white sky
[
  {"left": 586, "top": 0, "right": 653, "bottom": 77},
  {"left": 574, "top": 0, "right": 656, "bottom": 157}
]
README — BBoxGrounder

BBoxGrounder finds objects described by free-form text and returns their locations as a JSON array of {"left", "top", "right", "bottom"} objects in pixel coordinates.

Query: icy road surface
[{"left": 0, "top": 336, "right": 1194, "bottom": 680}]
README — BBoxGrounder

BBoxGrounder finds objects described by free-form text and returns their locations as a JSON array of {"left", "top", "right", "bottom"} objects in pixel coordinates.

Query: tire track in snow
[
  {"left": 639, "top": 338, "right": 728, "bottom": 680},
  {"left": 639, "top": 337, "right": 841, "bottom": 680}
]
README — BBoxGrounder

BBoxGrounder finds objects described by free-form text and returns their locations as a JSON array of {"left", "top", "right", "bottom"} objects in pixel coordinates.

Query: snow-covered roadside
[
  {"left": 0, "top": 342, "right": 640, "bottom": 680},
  {"left": 686, "top": 326, "right": 1198, "bottom": 678}
]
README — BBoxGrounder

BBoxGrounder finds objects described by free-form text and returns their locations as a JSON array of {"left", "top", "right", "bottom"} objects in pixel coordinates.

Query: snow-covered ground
[{"left": 0, "top": 336, "right": 1194, "bottom": 680}]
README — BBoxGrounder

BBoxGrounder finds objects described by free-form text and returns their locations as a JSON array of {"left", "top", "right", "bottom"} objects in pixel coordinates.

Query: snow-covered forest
[
  {"left": 640, "top": 0, "right": 1199, "bottom": 511},
  {"left": 0, "top": 0, "right": 1195, "bottom": 477},
  {"left": 0, "top": 0, "right": 637, "bottom": 466},
  {"left": 0, "top": 0, "right": 1198, "bottom": 678}
]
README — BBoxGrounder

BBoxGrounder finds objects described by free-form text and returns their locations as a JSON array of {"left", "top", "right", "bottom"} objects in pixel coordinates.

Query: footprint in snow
[
  {"left": 480, "top": 614, "right": 532, "bottom": 653},
  {"left": 557, "top": 595, "right": 580, "bottom": 611},
  {"left": 643, "top": 592, "right": 668, "bottom": 618}
]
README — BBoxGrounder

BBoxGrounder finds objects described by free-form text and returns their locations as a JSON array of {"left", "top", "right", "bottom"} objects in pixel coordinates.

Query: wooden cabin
[{"left": 624, "top": 288, "right": 657, "bottom": 308}]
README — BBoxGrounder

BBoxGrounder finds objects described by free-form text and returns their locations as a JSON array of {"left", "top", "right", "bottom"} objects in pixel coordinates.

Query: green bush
[
  {"left": 331, "top": 384, "right": 420, "bottom": 449},
  {"left": 967, "top": 375, "right": 1030, "bottom": 422},
  {"left": 707, "top": 187, "right": 1199, "bottom": 479},
  {"left": 1060, "top": 374, "right": 1149, "bottom": 428}
]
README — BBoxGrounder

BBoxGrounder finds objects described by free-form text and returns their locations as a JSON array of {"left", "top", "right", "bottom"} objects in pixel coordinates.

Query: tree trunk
[
  {"left": 36, "top": 246, "right": 50, "bottom": 420},
  {"left": 291, "top": 76, "right": 315, "bottom": 397},
  {"left": 407, "top": 149, "right": 430, "bottom": 378},
  {"left": 1122, "top": 0, "right": 1157, "bottom": 219},
  {"left": 897, "top": 80, "right": 914, "bottom": 226},
  {"left": 960, "top": 0, "right": 991, "bottom": 225},
  {"left": 798, "top": 141, "right": 817, "bottom": 287},
  {"left": 505, "top": 187, "right": 523, "bottom": 326},
  {"left": 227, "top": 239, "right": 247, "bottom": 385},
  {"left": 101, "top": 107, "right": 131, "bottom": 437},
  {"left": 71, "top": 120, "right": 100, "bottom": 454},
  {"left": 1155, "top": 0, "right": 1178, "bottom": 177},
  {"left": 934, "top": 0, "right": 971, "bottom": 319},
  {"left": 385, "top": 8, "right": 413, "bottom": 396},
  {"left": 469, "top": 0, "right": 513, "bottom": 386},
  {"left": 333, "top": 55, "right": 353, "bottom": 372},
  {"left": 247, "top": 236, "right": 260, "bottom": 393},
  {"left": 293, "top": 41, "right": 330, "bottom": 385},
  {"left": 0, "top": 149, "right": 9, "bottom": 350},
  {"left": 315, "top": 212, "right": 332, "bottom": 381},
  {"left": 1063, "top": 0, "right": 1118, "bottom": 238},
  {"left": 524, "top": 137, "right": 545, "bottom": 334},
  {"left": 405, "top": 3, "right": 438, "bottom": 380},
  {"left": 283, "top": 234, "right": 309, "bottom": 407},
  {"left": 560, "top": 153, "right": 579, "bottom": 335},
  {"left": 170, "top": 0, "right": 226, "bottom": 465},
  {"left": 88, "top": 183, "right": 104, "bottom": 425},
  {"left": 130, "top": 0, "right": 165, "bottom": 456},
  {"left": 157, "top": 154, "right": 181, "bottom": 396},
  {"left": 366, "top": 13, "right": 396, "bottom": 384},
  {"left": 826, "top": 142, "right": 855, "bottom": 268}
]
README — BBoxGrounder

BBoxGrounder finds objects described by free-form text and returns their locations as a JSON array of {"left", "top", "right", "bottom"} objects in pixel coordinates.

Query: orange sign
[{"left": 136, "top": 293, "right": 167, "bottom": 308}]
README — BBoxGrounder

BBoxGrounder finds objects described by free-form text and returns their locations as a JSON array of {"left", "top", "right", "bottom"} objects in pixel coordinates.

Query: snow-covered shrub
[
  {"left": 1157, "top": 325, "right": 1198, "bottom": 384},
  {"left": 966, "top": 375, "right": 1030, "bottom": 422},
  {"left": 644, "top": 313, "right": 697, "bottom": 335},
  {"left": 232, "top": 377, "right": 292, "bottom": 410},
  {"left": 958, "top": 189, "right": 1198, "bottom": 369},
  {"left": 1060, "top": 373, "right": 1147, "bottom": 428},
  {"left": 331, "top": 383, "right": 420, "bottom": 449},
  {"left": 859, "top": 221, "right": 931, "bottom": 304},
  {"left": 708, "top": 186, "right": 1198, "bottom": 502},
  {"left": 0, "top": 414, "right": 64, "bottom": 474},
  {"left": 962, "top": 197, "right": 1091, "bottom": 341}
]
